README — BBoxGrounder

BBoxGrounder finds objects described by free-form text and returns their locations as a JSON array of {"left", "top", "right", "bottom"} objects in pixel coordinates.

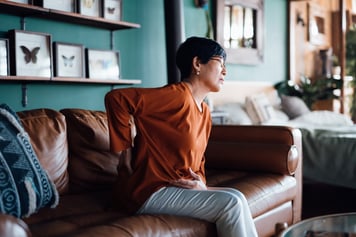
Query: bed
[{"left": 208, "top": 81, "right": 356, "bottom": 189}]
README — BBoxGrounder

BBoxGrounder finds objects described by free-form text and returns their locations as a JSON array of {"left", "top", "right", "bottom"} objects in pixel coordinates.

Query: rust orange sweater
[{"left": 105, "top": 82, "right": 212, "bottom": 213}]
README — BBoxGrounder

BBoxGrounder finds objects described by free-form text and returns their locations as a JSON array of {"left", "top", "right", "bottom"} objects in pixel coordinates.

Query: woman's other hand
[{"left": 170, "top": 168, "right": 207, "bottom": 190}]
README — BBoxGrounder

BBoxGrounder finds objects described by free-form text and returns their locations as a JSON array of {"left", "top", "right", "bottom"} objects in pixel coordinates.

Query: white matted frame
[
  {"left": 53, "top": 42, "right": 85, "bottom": 78},
  {"left": 78, "top": 0, "right": 101, "bottom": 17},
  {"left": 103, "top": 0, "right": 122, "bottom": 21},
  {"left": 0, "top": 39, "right": 10, "bottom": 76},
  {"left": 307, "top": 2, "right": 327, "bottom": 46},
  {"left": 9, "top": 29, "right": 52, "bottom": 78},
  {"left": 7, "top": 0, "right": 32, "bottom": 4},
  {"left": 35, "top": 0, "right": 76, "bottom": 12},
  {"left": 85, "top": 48, "right": 120, "bottom": 80}
]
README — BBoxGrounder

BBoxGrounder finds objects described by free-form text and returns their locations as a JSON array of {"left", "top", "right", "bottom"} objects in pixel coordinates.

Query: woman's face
[{"left": 199, "top": 56, "right": 227, "bottom": 92}]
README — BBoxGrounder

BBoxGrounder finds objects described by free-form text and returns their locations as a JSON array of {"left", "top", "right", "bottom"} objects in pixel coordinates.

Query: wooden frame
[
  {"left": 53, "top": 42, "right": 85, "bottom": 78},
  {"left": 0, "top": 38, "right": 10, "bottom": 76},
  {"left": 8, "top": 29, "right": 52, "bottom": 77},
  {"left": 214, "top": 0, "right": 264, "bottom": 65},
  {"left": 34, "top": 0, "right": 76, "bottom": 12},
  {"left": 78, "top": 0, "right": 101, "bottom": 17},
  {"left": 307, "top": 2, "right": 327, "bottom": 46},
  {"left": 85, "top": 48, "right": 120, "bottom": 80},
  {"left": 102, "top": 0, "right": 122, "bottom": 21}
]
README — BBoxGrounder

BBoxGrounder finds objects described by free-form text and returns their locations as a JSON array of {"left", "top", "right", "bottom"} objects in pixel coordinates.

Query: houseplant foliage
[{"left": 274, "top": 76, "right": 342, "bottom": 109}]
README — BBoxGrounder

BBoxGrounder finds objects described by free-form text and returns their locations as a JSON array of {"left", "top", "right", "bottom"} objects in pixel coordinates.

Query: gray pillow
[{"left": 281, "top": 95, "right": 310, "bottom": 119}]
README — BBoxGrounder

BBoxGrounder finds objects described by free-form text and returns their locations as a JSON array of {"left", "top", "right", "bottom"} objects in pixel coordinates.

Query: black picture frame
[
  {"left": 102, "top": 0, "right": 122, "bottom": 21},
  {"left": 85, "top": 48, "right": 120, "bottom": 80},
  {"left": 53, "top": 42, "right": 85, "bottom": 78},
  {"left": 78, "top": 0, "right": 102, "bottom": 17},
  {"left": 0, "top": 38, "right": 10, "bottom": 76},
  {"left": 8, "top": 29, "right": 52, "bottom": 78}
]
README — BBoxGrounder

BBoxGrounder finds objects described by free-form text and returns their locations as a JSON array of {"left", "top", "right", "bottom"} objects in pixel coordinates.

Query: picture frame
[
  {"left": 8, "top": 29, "right": 52, "bottom": 78},
  {"left": 0, "top": 39, "right": 10, "bottom": 76},
  {"left": 78, "top": 0, "right": 101, "bottom": 17},
  {"left": 7, "top": 0, "right": 33, "bottom": 4},
  {"left": 53, "top": 42, "right": 85, "bottom": 78},
  {"left": 34, "top": 0, "right": 76, "bottom": 12},
  {"left": 85, "top": 48, "right": 120, "bottom": 80},
  {"left": 307, "top": 2, "right": 327, "bottom": 46},
  {"left": 102, "top": 0, "right": 122, "bottom": 21}
]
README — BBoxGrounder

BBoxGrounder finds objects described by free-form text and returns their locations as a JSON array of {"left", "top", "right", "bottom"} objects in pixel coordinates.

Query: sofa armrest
[
  {"left": 0, "top": 213, "right": 31, "bottom": 237},
  {"left": 205, "top": 125, "right": 302, "bottom": 175}
]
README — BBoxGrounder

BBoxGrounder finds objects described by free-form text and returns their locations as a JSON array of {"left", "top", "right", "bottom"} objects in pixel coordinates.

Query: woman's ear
[{"left": 192, "top": 56, "right": 201, "bottom": 72}]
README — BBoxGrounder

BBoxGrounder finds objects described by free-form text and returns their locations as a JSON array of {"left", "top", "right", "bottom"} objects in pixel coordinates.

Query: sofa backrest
[
  {"left": 60, "top": 109, "right": 119, "bottom": 193},
  {"left": 17, "top": 108, "right": 69, "bottom": 194}
]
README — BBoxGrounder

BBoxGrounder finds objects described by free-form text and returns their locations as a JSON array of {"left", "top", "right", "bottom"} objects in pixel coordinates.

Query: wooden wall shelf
[
  {"left": 0, "top": 1, "right": 141, "bottom": 30},
  {"left": 0, "top": 76, "right": 141, "bottom": 85}
]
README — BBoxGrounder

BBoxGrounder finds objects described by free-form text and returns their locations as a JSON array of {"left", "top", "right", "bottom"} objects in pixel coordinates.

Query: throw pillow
[
  {"left": 245, "top": 93, "right": 275, "bottom": 124},
  {"left": 214, "top": 103, "right": 253, "bottom": 125},
  {"left": 281, "top": 95, "right": 310, "bottom": 119},
  {"left": 0, "top": 104, "right": 59, "bottom": 218}
]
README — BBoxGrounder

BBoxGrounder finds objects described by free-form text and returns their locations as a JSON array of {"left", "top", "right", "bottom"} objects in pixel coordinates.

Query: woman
[{"left": 105, "top": 36, "right": 258, "bottom": 237}]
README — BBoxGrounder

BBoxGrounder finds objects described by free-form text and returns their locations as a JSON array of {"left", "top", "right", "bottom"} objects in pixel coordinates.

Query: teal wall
[{"left": 0, "top": 0, "right": 287, "bottom": 112}]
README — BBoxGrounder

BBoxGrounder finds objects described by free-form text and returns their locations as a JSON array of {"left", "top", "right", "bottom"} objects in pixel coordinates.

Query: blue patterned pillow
[{"left": 0, "top": 104, "right": 59, "bottom": 218}]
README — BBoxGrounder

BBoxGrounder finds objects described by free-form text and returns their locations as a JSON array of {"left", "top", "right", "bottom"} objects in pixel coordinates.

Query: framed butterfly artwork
[
  {"left": 85, "top": 49, "right": 120, "bottom": 80},
  {"left": 53, "top": 42, "right": 85, "bottom": 78},
  {"left": 103, "top": 0, "right": 122, "bottom": 21},
  {"left": 34, "top": 0, "right": 76, "bottom": 13},
  {"left": 8, "top": 29, "right": 52, "bottom": 78},
  {"left": 78, "top": 0, "right": 101, "bottom": 17},
  {"left": 0, "top": 39, "right": 10, "bottom": 76}
]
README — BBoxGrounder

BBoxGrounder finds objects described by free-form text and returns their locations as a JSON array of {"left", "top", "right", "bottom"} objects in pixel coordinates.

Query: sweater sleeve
[{"left": 104, "top": 88, "right": 141, "bottom": 152}]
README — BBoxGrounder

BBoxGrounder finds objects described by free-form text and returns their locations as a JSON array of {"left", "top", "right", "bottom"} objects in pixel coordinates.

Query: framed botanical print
[
  {"left": 0, "top": 39, "right": 10, "bottom": 76},
  {"left": 53, "top": 42, "right": 85, "bottom": 78},
  {"left": 85, "top": 48, "right": 120, "bottom": 80},
  {"left": 78, "top": 0, "right": 101, "bottom": 17},
  {"left": 8, "top": 29, "right": 52, "bottom": 78},
  {"left": 103, "top": 0, "right": 122, "bottom": 21}
]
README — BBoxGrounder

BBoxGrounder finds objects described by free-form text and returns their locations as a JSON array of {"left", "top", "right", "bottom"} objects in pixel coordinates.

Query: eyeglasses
[{"left": 209, "top": 57, "right": 226, "bottom": 68}]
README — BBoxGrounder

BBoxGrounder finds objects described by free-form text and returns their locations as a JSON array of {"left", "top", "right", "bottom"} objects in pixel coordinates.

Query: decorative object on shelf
[
  {"left": 53, "top": 42, "right": 85, "bottom": 78},
  {"left": 307, "top": 2, "right": 326, "bottom": 46},
  {"left": 78, "top": 0, "right": 101, "bottom": 17},
  {"left": 34, "top": 0, "right": 76, "bottom": 13},
  {"left": 102, "top": 0, "right": 122, "bottom": 21},
  {"left": 8, "top": 29, "right": 52, "bottom": 78},
  {"left": 7, "top": 0, "right": 32, "bottom": 4},
  {"left": 0, "top": 38, "right": 10, "bottom": 76},
  {"left": 85, "top": 48, "right": 120, "bottom": 80}
]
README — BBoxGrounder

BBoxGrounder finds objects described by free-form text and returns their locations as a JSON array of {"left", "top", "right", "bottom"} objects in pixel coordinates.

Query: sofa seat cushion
[
  {"left": 61, "top": 215, "right": 216, "bottom": 237},
  {"left": 206, "top": 169, "right": 297, "bottom": 218},
  {"left": 24, "top": 191, "right": 217, "bottom": 237}
]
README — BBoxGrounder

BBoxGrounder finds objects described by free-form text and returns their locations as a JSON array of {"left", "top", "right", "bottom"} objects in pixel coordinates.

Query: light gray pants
[{"left": 137, "top": 186, "right": 258, "bottom": 237}]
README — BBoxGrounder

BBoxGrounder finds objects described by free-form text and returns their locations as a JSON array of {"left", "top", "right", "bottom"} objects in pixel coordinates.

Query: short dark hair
[{"left": 176, "top": 36, "right": 226, "bottom": 79}]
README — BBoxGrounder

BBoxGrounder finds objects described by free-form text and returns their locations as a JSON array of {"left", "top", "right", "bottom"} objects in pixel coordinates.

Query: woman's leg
[{"left": 137, "top": 187, "right": 258, "bottom": 237}]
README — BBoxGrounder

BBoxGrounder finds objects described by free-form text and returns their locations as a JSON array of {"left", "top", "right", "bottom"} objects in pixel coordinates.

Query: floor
[{"left": 302, "top": 179, "right": 356, "bottom": 220}]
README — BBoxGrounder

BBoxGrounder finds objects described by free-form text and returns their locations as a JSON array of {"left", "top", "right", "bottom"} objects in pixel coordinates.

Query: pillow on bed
[
  {"left": 280, "top": 95, "right": 310, "bottom": 119},
  {"left": 214, "top": 102, "right": 253, "bottom": 125},
  {"left": 290, "top": 110, "right": 354, "bottom": 126},
  {"left": 245, "top": 93, "right": 275, "bottom": 124}
]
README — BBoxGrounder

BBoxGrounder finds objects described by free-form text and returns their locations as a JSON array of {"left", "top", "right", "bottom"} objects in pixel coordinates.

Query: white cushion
[
  {"left": 245, "top": 93, "right": 275, "bottom": 124},
  {"left": 214, "top": 103, "right": 252, "bottom": 125}
]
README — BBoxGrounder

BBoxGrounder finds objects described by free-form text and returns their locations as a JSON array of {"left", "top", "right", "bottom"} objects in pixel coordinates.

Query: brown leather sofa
[{"left": 0, "top": 108, "right": 302, "bottom": 237}]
